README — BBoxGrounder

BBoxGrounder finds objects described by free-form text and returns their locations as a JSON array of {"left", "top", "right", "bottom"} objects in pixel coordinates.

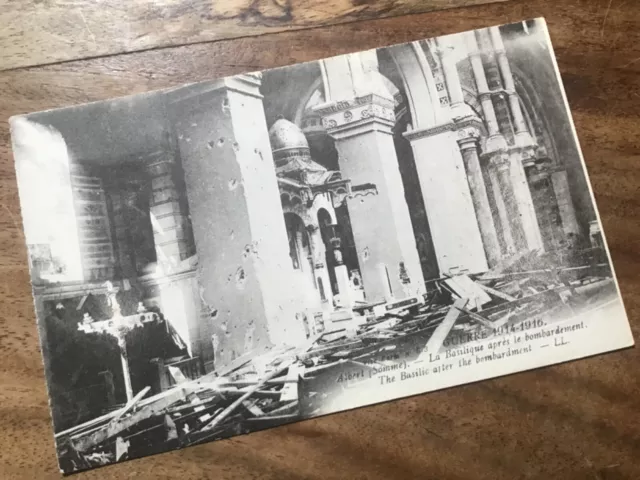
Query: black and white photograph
[{"left": 9, "top": 17, "right": 633, "bottom": 474}]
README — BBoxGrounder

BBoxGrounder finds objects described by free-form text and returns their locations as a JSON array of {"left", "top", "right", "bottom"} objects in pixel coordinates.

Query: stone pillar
[
  {"left": 167, "top": 74, "right": 308, "bottom": 365},
  {"left": 487, "top": 165, "right": 516, "bottom": 254},
  {"left": 468, "top": 29, "right": 544, "bottom": 253},
  {"left": 147, "top": 153, "right": 190, "bottom": 272},
  {"left": 317, "top": 52, "right": 425, "bottom": 302},
  {"left": 322, "top": 100, "right": 425, "bottom": 301},
  {"left": 551, "top": 169, "right": 580, "bottom": 236},
  {"left": 405, "top": 124, "right": 488, "bottom": 275},
  {"left": 489, "top": 27, "right": 535, "bottom": 148},
  {"left": 493, "top": 156, "right": 525, "bottom": 251},
  {"left": 458, "top": 135, "right": 501, "bottom": 266},
  {"left": 465, "top": 31, "right": 505, "bottom": 152},
  {"left": 308, "top": 224, "right": 334, "bottom": 308},
  {"left": 508, "top": 153, "right": 545, "bottom": 251}
]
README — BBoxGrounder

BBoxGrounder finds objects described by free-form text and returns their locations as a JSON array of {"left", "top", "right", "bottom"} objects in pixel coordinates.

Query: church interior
[{"left": 12, "top": 19, "right": 609, "bottom": 431}]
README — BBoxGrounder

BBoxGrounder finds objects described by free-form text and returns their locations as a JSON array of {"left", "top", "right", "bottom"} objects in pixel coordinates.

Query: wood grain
[
  {"left": 0, "top": 0, "right": 509, "bottom": 71},
  {"left": 1, "top": 0, "right": 639, "bottom": 478}
]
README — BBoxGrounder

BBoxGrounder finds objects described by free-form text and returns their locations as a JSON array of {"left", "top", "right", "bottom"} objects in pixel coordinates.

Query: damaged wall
[{"left": 167, "top": 76, "right": 310, "bottom": 368}]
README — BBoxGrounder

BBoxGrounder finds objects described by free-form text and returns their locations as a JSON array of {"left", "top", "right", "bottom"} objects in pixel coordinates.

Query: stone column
[
  {"left": 317, "top": 52, "right": 425, "bottom": 302},
  {"left": 489, "top": 27, "right": 534, "bottom": 147},
  {"left": 147, "top": 153, "right": 191, "bottom": 271},
  {"left": 493, "top": 155, "right": 525, "bottom": 251},
  {"left": 458, "top": 135, "right": 502, "bottom": 266},
  {"left": 487, "top": 165, "right": 516, "bottom": 254},
  {"left": 469, "top": 28, "right": 544, "bottom": 253},
  {"left": 551, "top": 169, "right": 580, "bottom": 236},
  {"left": 508, "top": 152, "right": 545, "bottom": 251},
  {"left": 465, "top": 31, "right": 505, "bottom": 152},
  {"left": 317, "top": 96, "right": 425, "bottom": 302},
  {"left": 405, "top": 124, "right": 488, "bottom": 275},
  {"left": 167, "top": 74, "right": 308, "bottom": 365}
]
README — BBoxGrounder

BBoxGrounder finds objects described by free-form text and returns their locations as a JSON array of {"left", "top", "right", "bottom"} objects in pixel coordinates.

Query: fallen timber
[{"left": 57, "top": 253, "right": 616, "bottom": 472}]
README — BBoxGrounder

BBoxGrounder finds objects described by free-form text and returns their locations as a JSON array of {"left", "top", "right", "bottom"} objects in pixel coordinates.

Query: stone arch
[
  {"left": 282, "top": 196, "right": 314, "bottom": 226},
  {"left": 462, "top": 87, "right": 484, "bottom": 120},
  {"left": 386, "top": 41, "right": 448, "bottom": 129},
  {"left": 317, "top": 207, "right": 333, "bottom": 228},
  {"left": 283, "top": 212, "right": 311, "bottom": 271},
  {"left": 293, "top": 76, "right": 325, "bottom": 127}
]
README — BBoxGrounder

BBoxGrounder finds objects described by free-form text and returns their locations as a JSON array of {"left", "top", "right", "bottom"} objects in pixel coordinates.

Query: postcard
[{"left": 9, "top": 17, "right": 633, "bottom": 474}]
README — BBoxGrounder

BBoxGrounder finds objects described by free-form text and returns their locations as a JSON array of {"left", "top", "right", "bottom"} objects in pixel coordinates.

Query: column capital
[
  {"left": 457, "top": 135, "right": 480, "bottom": 151},
  {"left": 455, "top": 115, "right": 485, "bottom": 134},
  {"left": 488, "top": 151, "right": 511, "bottom": 171},
  {"left": 455, "top": 119, "right": 483, "bottom": 150},
  {"left": 314, "top": 93, "right": 396, "bottom": 139},
  {"left": 485, "top": 133, "right": 509, "bottom": 154}
]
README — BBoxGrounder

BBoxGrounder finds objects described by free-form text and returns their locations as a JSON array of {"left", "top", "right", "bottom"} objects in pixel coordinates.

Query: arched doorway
[
  {"left": 317, "top": 208, "right": 338, "bottom": 297},
  {"left": 284, "top": 212, "right": 319, "bottom": 305}
]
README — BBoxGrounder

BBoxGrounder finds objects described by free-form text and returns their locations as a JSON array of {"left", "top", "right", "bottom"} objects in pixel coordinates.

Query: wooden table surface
[{"left": 1, "top": 0, "right": 639, "bottom": 478}]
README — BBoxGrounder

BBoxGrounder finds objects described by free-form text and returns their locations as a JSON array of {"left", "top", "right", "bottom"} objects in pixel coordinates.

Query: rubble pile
[{"left": 56, "top": 250, "right": 615, "bottom": 472}]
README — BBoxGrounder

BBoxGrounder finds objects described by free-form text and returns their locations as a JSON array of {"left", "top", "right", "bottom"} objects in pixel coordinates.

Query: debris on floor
[{"left": 55, "top": 251, "right": 616, "bottom": 473}]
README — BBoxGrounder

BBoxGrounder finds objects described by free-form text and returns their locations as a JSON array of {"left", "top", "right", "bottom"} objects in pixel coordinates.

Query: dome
[{"left": 269, "top": 118, "right": 310, "bottom": 152}]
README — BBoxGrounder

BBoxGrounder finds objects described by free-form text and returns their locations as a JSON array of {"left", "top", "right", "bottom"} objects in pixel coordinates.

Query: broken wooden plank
[
  {"left": 111, "top": 386, "right": 151, "bottom": 422},
  {"left": 71, "top": 387, "right": 188, "bottom": 452},
  {"left": 168, "top": 366, "right": 189, "bottom": 384},
  {"left": 55, "top": 408, "right": 120, "bottom": 440},
  {"left": 279, "top": 364, "right": 305, "bottom": 402},
  {"left": 215, "top": 388, "right": 281, "bottom": 399},
  {"left": 241, "top": 399, "right": 265, "bottom": 418},
  {"left": 424, "top": 298, "right": 469, "bottom": 355},
  {"left": 196, "top": 357, "right": 298, "bottom": 434},
  {"left": 454, "top": 306, "right": 496, "bottom": 331},
  {"left": 443, "top": 275, "right": 491, "bottom": 310},
  {"left": 196, "top": 345, "right": 276, "bottom": 385},
  {"left": 474, "top": 281, "right": 517, "bottom": 302}
]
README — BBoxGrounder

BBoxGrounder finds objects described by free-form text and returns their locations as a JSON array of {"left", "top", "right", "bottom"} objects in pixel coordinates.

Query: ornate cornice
[
  {"left": 314, "top": 93, "right": 394, "bottom": 116},
  {"left": 313, "top": 94, "right": 396, "bottom": 136},
  {"left": 403, "top": 121, "right": 455, "bottom": 141}
]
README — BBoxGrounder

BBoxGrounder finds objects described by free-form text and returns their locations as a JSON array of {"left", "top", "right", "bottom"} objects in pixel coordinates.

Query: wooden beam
[
  {"left": 454, "top": 306, "right": 496, "bottom": 331},
  {"left": 195, "top": 358, "right": 297, "bottom": 434},
  {"left": 71, "top": 387, "right": 188, "bottom": 452},
  {"left": 425, "top": 298, "right": 469, "bottom": 355},
  {"left": 111, "top": 386, "right": 151, "bottom": 422},
  {"left": 475, "top": 282, "right": 517, "bottom": 302}
]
